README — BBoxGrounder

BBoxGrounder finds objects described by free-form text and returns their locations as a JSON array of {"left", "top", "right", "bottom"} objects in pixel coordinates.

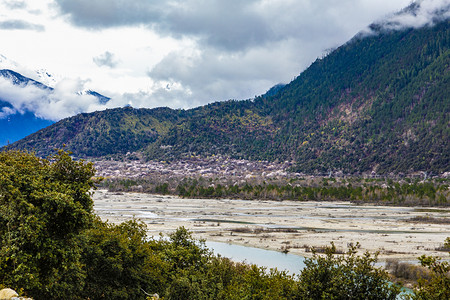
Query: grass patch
[
  {"left": 435, "top": 243, "right": 450, "bottom": 252},
  {"left": 303, "top": 244, "right": 345, "bottom": 254},
  {"left": 385, "top": 259, "right": 432, "bottom": 283},
  {"left": 406, "top": 216, "right": 450, "bottom": 224},
  {"left": 228, "top": 227, "right": 299, "bottom": 234},
  {"left": 193, "top": 218, "right": 254, "bottom": 224},
  {"left": 414, "top": 208, "right": 450, "bottom": 213}
]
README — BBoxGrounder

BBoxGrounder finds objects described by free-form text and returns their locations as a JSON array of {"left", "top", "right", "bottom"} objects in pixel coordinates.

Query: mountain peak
[
  {"left": 0, "top": 66, "right": 111, "bottom": 146},
  {"left": 0, "top": 69, "right": 51, "bottom": 90},
  {"left": 0, "top": 54, "right": 61, "bottom": 87}
]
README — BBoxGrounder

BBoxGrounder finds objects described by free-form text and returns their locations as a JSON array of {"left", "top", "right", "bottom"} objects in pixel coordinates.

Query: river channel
[{"left": 93, "top": 190, "right": 450, "bottom": 263}]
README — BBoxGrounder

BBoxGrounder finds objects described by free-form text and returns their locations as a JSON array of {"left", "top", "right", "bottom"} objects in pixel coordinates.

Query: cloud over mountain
[
  {"left": 0, "top": 76, "right": 106, "bottom": 121},
  {"left": 374, "top": 0, "right": 450, "bottom": 30},
  {"left": 54, "top": 1, "right": 449, "bottom": 50}
]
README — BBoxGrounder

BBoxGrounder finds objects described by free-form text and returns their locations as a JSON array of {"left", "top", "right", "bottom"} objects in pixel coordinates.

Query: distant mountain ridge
[
  {"left": 0, "top": 69, "right": 52, "bottom": 90},
  {"left": 0, "top": 68, "right": 111, "bottom": 101},
  {"left": 0, "top": 67, "right": 111, "bottom": 146},
  {"left": 3, "top": 18, "right": 449, "bottom": 175},
  {"left": 0, "top": 69, "right": 55, "bottom": 146}
]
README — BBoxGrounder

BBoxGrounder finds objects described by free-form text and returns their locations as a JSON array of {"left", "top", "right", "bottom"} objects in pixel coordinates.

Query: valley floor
[{"left": 93, "top": 190, "right": 450, "bottom": 261}]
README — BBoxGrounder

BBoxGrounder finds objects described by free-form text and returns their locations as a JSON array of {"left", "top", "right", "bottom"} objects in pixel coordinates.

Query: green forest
[
  {"left": 102, "top": 176, "right": 450, "bottom": 207},
  {"left": 1, "top": 150, "right": 449, "bottom": 299}
]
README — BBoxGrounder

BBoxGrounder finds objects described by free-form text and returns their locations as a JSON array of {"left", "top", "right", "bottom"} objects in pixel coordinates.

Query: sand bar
[{"left": 93, "top": 190, "right": 450, "bottom": 261}]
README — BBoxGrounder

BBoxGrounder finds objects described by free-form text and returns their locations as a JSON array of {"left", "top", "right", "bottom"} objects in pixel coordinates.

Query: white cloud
[
  {"left": 0, "top": 76, "right": 107, "bottom": 120},
  {"left": 0, "top": 77, "right": 49, "bottom": 116},
  {"left": 0, "top": 19, "right": 45, "bottom": 31},
  {"left": 93, "top": 51, "right": 119, "bottom": 68},
  {"left": 0, "top": 106, "right": 16, "bottom": 119},
  {"left": 147, "top": 41, "right": 308, "bottom": 107},
  {"left": 374, "top": 0, "right": 450, "bottom": 30},
  {"left": 3, "top": 0, "right": 27, "bottom": 10}
]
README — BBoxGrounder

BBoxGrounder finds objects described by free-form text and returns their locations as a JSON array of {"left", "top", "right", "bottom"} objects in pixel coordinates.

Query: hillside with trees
[
  {"left": 6, "top": 107, "right": 184, "bottom": 158},
  {"left": 4, "top": 20, "right": 449, "bottom": 175},
  {"left": 150, "top": 20, "right": 449, "bottom": 175}
]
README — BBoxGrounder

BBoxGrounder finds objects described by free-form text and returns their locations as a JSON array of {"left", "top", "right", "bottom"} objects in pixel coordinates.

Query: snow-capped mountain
[
  {"left": 0, "top": 69, "right": 52, "bottom": 90},
  {"left": 0, "top": 54, "right": 61, "bottom": 87},
  {"left": 0, "top": 55, "right": 111, "bottom": 147},
  {"left": 0, "top": 54, "right": 110, "bottom": 100},
  {"left": 0, "top": 68, "right": 111, "bottom": 105},
  {"left": 84, "top": 90, "right": 111, "bottom": 105}
]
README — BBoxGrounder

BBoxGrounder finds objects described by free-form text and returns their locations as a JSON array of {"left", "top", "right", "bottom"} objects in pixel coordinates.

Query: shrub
[
  {"left": 408, "top": 238, "right": 450, "bottom": 300},
  {"left": 0, "top": 150, "right": 97, "bottom": 298},
  {"left": 297, "top": 242, "right": 401, "bottom": 299}
]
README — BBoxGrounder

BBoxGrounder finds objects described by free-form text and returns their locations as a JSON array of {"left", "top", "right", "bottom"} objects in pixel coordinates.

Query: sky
[{"left": 0, "top": 0, "right": 449, "bottom": 121}]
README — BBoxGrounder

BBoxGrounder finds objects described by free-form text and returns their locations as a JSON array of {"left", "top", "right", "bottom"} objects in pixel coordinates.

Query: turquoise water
[{"left": 205, "top": 241, "right": 306, "bottom": 275}]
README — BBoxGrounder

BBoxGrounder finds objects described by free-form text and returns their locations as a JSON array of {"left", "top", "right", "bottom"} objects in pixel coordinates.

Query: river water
[{"left": 205, "top": 240, "right": 306, "bottom": 275}]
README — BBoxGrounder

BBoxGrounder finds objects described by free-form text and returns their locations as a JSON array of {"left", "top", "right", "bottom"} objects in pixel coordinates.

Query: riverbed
[{"left": 93, "top": 190, "right": 450, "bottom": 261}]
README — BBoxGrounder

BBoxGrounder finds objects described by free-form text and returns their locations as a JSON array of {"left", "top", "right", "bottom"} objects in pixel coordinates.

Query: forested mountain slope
[
  {"left": 147, "top": 20, "right": 449, "bottom": 174},
  {"left": 259, "top": 20, "right": 450, "bottom": 174},
  {"left": 5, "top": 20, "right": 449, "bottom": 175},
  {"left": 7, "top": 107, "right": 184, "bottom": 158}
]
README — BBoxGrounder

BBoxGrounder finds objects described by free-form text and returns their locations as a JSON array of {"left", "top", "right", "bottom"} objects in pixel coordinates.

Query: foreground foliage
[
  {"left": 408, "top": 237, "right": 450, "bottom": 300},
  {"left": 298, "top": 243, "right": 400, "bottom": 300},
  {"left": 2, "top": 150, "right": 448, "bottom": 299},
  {"left": 0, "top": 149, "right": 97, "bottom": 298}
]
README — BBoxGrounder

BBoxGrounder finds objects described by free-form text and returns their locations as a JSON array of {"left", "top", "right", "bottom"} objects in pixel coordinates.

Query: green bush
[
  {"left": 0, "top": 150, "right": 97, "bottom": 298},
  {"left": 296, "top": 242, "right": 401, "bottom": 300},
  {"left": 408, "top": 238, "right": 450, "bottom": 300}
]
